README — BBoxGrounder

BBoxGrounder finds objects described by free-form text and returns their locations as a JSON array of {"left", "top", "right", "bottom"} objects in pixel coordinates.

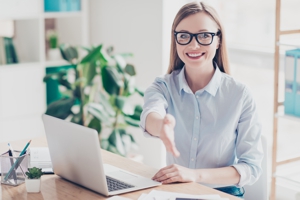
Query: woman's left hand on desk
[{"left": 152, "top": 164, "right": 197, "bottom": 184}]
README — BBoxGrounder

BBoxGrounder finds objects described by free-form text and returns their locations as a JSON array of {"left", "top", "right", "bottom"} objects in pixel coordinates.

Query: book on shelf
[
  {"left": 284, "top": 49, "right": 300, "bottom": 117},
  {"left": 0, "top": 37, "right": 18, "bottom": 65},
  {"left": 44, "top": 0, "right": 81, "bottom": 12}
]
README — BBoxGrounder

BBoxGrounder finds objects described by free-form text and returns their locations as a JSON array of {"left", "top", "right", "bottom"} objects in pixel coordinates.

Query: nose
[{"left": 189, "top": 36, "right": 200, "bottom": 49}]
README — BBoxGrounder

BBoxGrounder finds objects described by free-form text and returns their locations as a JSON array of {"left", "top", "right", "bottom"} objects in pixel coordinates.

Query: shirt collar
[{"left": 178, "top": 63, "right": 222, "bottom": 96}]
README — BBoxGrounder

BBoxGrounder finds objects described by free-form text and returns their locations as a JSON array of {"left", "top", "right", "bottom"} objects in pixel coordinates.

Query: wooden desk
[{"left": 0, "top": 138, "right": 240, "bottom": 200}]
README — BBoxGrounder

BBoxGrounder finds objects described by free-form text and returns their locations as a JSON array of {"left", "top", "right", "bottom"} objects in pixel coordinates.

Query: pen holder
[{"left": 1, "top": 151, "right": 29, "bottom": 186}]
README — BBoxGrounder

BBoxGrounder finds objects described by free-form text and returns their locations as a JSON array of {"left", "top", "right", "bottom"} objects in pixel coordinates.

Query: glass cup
[{"left": 1, "top": 151, "right": 28, "bottom": 186}]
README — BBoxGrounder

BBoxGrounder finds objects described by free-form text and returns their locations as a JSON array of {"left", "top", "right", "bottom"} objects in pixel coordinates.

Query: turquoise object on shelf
[
  {"left": 45, "top": 65, "right": 75, "bottom": 105},
  {"left": 44, "top": 0, "right": 68, "bottom": 12},
  {"left": 284, "top": 49, "right": 300, "bottom": 117},
  {"left": 68, "top": 0, "right": 81, "bottom": 11}
]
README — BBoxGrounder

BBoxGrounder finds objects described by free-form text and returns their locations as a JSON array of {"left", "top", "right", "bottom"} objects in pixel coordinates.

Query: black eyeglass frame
[{"left": 174, "top": 31, "right": 221, "bottom": 46}]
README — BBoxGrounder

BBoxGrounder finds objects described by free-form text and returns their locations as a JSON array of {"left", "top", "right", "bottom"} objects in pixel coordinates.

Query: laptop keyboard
[{"left": 106, "top": 176, "right": 134, "bottom": 192}]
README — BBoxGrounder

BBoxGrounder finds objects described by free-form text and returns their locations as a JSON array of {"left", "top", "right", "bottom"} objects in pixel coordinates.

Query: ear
[{"left": 216, "top": 38, "right": 220, "bottom": 49}]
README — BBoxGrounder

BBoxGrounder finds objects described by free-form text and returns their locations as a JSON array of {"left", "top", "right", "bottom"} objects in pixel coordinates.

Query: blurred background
[{"left": 0, "top": 0, "right": 300, "bottom": 199}]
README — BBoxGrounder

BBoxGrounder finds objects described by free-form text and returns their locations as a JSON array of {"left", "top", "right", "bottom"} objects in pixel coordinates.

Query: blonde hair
[{"left": 167, "top": 1, "right": 230, "bottom": 74}]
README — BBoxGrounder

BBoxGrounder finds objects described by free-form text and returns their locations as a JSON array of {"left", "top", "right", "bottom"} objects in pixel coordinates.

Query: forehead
[{"left": 175, "top": 12, "right": 219, "bottom": 32}]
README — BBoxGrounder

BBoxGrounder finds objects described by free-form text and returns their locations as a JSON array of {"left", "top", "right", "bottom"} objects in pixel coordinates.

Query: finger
[
  {"left": 155, "top": 171, "right": 178, "bottom": 182},
  {"left": 152, "top": 165, "right": 174, "bottom": 179},
  {"left": 162, "top": 176, "right": 180, "bottom": 184}
]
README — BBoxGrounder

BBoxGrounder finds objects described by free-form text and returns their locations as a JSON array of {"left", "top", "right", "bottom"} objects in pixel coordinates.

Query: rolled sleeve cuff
[
  {"left": 139, "top": 110, "right": 165, "bottom": 138},
  {"left": 232, "top": 163, "right": 252, "bottom": 187}
]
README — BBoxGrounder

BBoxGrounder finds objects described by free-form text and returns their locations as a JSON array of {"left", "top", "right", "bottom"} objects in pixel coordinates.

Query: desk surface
[{"left": 0, "top": 137, "right": 240, "bottom": 200}]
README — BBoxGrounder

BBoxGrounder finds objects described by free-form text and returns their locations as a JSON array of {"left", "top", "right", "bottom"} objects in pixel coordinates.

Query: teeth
[{"left": 188, "top": 53, "right": 203, "bottom": 57}]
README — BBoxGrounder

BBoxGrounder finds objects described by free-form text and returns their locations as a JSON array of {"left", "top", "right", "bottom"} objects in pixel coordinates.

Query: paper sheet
[{"left": 140, "top": 190, "right": 227, "bottom": 200}]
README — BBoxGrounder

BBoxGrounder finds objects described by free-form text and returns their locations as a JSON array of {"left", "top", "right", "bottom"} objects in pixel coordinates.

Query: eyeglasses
[{"left": 174, "top": 31, "right": 220, "bottom": 46}]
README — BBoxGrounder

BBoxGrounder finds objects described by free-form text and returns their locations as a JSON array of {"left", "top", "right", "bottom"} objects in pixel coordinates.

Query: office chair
[{"left": 244, "top": 135, "right": 268, "bottom": 200}]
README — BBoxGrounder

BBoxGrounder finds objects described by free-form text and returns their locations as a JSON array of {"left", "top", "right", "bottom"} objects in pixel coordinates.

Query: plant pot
[
  {"left": 25, "top": 178, "right": 41, "bottom": 193},
  {"left": 47, "top": 48, "right": 62, "bottom": 61}
]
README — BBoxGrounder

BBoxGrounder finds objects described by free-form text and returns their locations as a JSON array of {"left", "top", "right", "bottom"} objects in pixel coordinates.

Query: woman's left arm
[
  {"left": 152, "top": 164, "right": 240, "bottom": 184},
  {"left": 230, "top": 86, "right": 264, "bottom": 187}
]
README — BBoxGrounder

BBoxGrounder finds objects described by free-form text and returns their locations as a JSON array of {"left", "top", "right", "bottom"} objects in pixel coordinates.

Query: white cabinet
[{"left": 0, "top": 0, "right": 89, "bottom": 143}]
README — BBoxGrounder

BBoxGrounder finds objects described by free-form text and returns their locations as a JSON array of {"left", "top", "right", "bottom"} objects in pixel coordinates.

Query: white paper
[
  {"left": 141, "top": 190, "right": 225, "bottom": 200},
  {"left": 29, "top": 147, "right": 53, "bottom": 170},
  {"left": 107, "top": 196, "right": 132, "bottom": 200},
  {"left": 138, "top": 193, "right": 148, "bottom": 200}
]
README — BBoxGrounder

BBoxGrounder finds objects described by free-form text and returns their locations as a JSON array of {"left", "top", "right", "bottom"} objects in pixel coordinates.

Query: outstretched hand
[{"left": 160, "top": 114, "right": 180, "bottom": 157}]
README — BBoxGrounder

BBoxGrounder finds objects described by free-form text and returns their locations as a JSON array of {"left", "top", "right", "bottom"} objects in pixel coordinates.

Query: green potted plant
[
  {"left": 43, "top": 44, "right": 144, "bottom": 157},
  {"left": 46, "top": 29, "right": 61, "bottom": 61},
  {"left": 25, "top": 167, "right": 43, "bottom": 193}
]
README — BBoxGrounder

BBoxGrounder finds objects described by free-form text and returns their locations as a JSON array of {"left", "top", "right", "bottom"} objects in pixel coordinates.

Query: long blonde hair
[{"left": 167, "top": 1, "right": 230, "bottom": 74}]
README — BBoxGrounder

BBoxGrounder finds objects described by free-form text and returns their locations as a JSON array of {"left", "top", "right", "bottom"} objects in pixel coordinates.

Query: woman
[{"left": 140, "top": 1, "right": 263, "bottom": 198}]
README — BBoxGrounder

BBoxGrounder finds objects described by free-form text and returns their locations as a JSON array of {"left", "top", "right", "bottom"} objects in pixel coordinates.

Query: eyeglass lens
[{"left": 176, "top": 32, "right": 213, "bottom": 45}]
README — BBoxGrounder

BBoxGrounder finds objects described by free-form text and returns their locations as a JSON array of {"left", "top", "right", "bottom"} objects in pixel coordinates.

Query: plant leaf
[
  {"left": 70, "top": 112, "right": 83, "bottom": 125},
  {"left": 101, "top": 66, "right": 123, "bottom": 95},
  {"left": 135, "top": 87, "right": 144, "bottom": 97},
  {"left": 115, "top": 96, "right": 126, "bottom": 110},
  {"left": 113, "top": 54, "right": 126, "bottom": 72},
  {"left": 98, "top": 91, "right": 116, "bottom": 117},
  {"left": 80, "top": 44, "right": 103, "bottom": 64},
  {"left": 88, "top": 117, "right": 102, "bottom": 134},
  {"left": 60, "top": 44, "right": 78, "bottom": 64},
  {"left": 123, "top": 115, "right": 140, "bottom": 127},
  {"left": 108, "top": 129, "right": 126, "bottom": 156},
  {"left": 124, "top": 64, "right": 136, "bottom": 76},
  {"left": 100, "top": 139, "right": 109, "bottom": 150},
  {"left": 87, "top": 103, "right": 112, "bottom": 126},
  {"left": 123, "top": 74, "right": 135, "bottom": 96},
  {"left": 45, "top": 98, "right": 75, "bottom": 119},
  {"left": 80, "top": 62, "right": 97, "bottom": 86}
]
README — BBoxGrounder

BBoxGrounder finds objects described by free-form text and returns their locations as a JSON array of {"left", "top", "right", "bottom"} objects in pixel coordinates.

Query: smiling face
[{"left": 175, "top": 12, "right": 220, "bottom": 70}]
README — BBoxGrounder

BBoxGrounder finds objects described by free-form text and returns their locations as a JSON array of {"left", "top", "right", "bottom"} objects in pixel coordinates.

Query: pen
[
  {"left": 7, "top": 147, "right": 17, "bottom": 184},
  {"left": 4, "top": 140, "right": 31, "bottom": 181},
  {"left": 8, "top": 143, "right": 26, "bottom": 177}
]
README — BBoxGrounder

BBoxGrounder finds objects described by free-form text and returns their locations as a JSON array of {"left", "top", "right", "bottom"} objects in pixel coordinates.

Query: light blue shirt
[{"left": 140, "top": 65, "right": 263, "bottom": 188}]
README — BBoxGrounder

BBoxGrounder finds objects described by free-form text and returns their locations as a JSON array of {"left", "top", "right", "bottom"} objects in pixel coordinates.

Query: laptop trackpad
[{"left": 110, "top": 171, "right": 139, "bottom": 180}]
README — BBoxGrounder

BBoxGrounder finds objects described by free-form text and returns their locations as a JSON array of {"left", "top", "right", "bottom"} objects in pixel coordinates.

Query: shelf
[
  {"left": 43, "top": 11, "right": 82, "bottom": 19},
  {"left": 0, "top": 62, "right": 41, "bottom": 70},
  {"left": 277, "top": 39, "right": 300, "bottom": 48},
  {"left": 45, "top": 60, "right": 70, "bottom": 67},
  {"left": 275, "top": 112, "right": 300, "bottom": 122},
  {"left": 0, "top": 15, "right": 40, "bottom": 21},
  {"left": 274, "top": 162, "right": 300, "bottom": 186}
]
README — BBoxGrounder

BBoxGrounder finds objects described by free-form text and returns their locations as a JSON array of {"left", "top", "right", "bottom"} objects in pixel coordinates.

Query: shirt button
[
  {"left": 196, "top": 95, "right": 199, "bottom": 98},
  {"left": 194, "top": 138, "right": 197, "bottom": 141},
  {"left": 196, "top": 116, "right": 199, "bottom": 119},
  {"left": 191, "top": 158, "right": 194, "bottom": 161}
]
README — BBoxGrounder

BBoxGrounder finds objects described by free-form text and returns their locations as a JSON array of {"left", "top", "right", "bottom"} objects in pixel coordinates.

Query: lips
[{"left": 186, "top": 52, "right": 205, "bottom": 59}]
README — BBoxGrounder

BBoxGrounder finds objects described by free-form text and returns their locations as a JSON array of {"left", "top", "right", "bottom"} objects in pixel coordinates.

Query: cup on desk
[{"left": 1, "top": 151, "right": 29, "bottom": 186}]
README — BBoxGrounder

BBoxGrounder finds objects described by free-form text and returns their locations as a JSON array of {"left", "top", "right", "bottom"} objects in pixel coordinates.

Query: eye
[
  {"left": 199, "top": 33, "right": 210, "bottom": 39},
  {"left": 178, "top": 33, "right": 190, "bottom": 39}
]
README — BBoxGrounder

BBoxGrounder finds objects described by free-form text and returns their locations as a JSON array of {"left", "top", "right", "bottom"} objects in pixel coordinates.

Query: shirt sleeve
[
  {"left": 139, "top": 80, "right": 168, "bottom": 138},
  {"left": 232, "top": 86, "right": 264, "bottom": 187}
]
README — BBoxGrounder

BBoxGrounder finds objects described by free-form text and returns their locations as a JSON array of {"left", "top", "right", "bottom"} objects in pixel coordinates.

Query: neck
[{"left": 184, "top": 62, "right": 215, "bottom": 93}]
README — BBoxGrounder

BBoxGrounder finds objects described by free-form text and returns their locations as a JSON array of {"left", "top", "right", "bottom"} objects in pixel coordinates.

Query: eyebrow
[{"left": 176, "top": 29, "right": 209, "bottom": 32}]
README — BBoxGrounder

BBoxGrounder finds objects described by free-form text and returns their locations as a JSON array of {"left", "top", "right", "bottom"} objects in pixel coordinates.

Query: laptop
[{"left": 42, "top": 114, "right": 161, "bottom": 196}]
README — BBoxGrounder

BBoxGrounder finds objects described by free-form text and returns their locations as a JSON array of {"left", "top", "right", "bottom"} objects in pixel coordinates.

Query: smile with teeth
[{"left": 187, "top": 52, "right": 205, "bottom": 58}]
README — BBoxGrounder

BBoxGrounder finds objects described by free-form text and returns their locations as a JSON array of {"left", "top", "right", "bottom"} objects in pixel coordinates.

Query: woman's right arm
[
  {"left": 145, "top": 112, "right": 164, "bottom": 137},
  {"left": 141, "top": 81, "right": 179, "bottom": 157}
]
